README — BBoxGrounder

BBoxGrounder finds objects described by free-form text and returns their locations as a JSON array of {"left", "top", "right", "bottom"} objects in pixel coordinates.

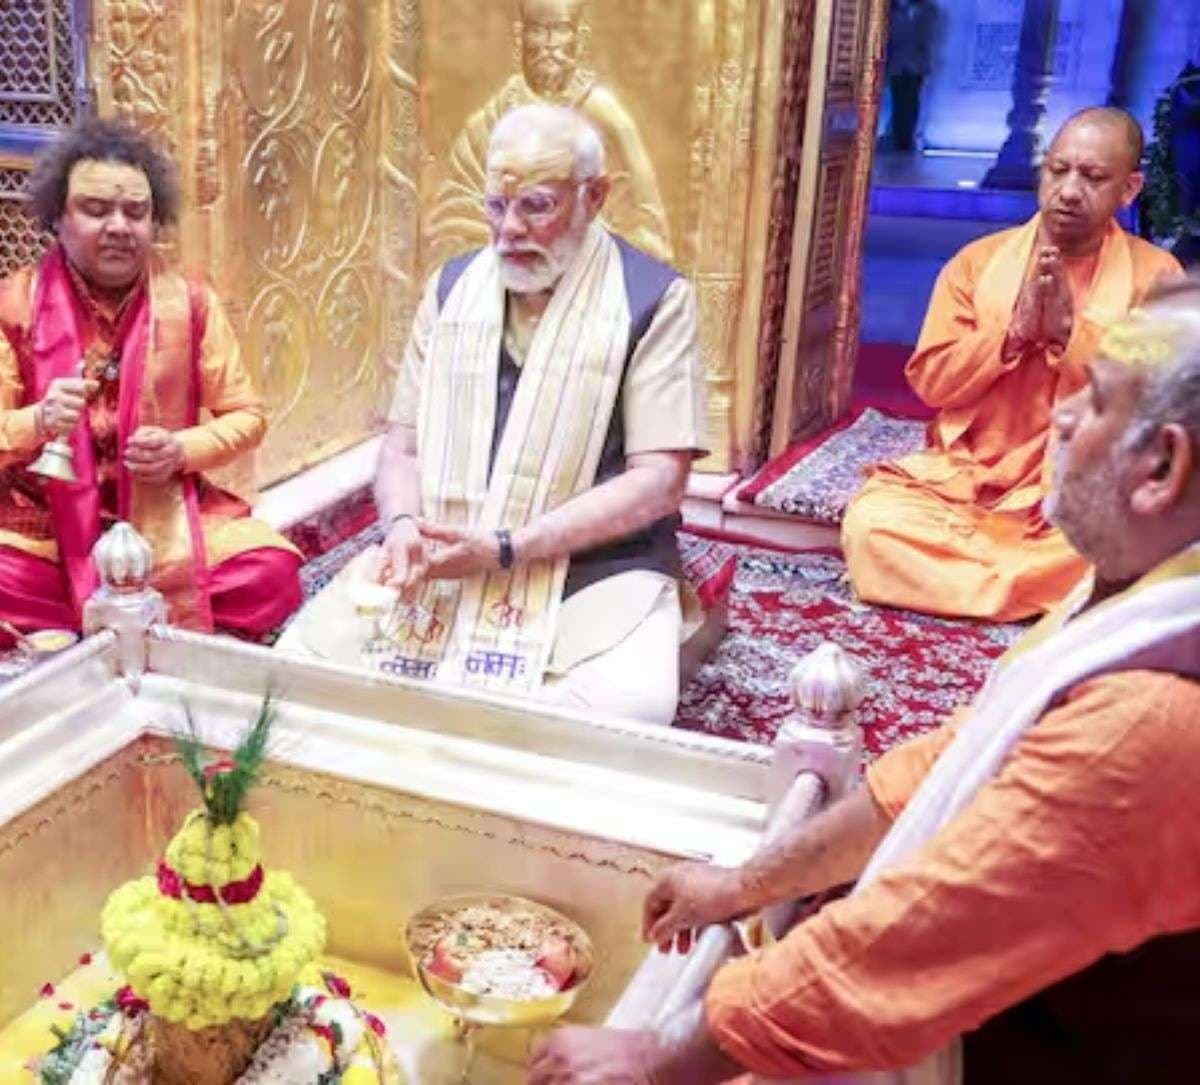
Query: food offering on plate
[{"left": 405, "top": 895, "right": 593, "bottom": 1028}]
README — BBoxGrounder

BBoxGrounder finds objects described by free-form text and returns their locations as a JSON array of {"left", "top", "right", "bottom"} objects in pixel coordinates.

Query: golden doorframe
[{"left": 83, "top": 0, "right": 885, "bottom": 485}]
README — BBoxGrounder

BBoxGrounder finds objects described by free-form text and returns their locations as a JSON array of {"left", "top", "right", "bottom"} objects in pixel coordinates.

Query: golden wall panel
[
  {"left": 91, "top": 0, "right": 400, "bottom": 487},
  {"left": 0, "top": 741, "right": 153, "bottom": 1026}
]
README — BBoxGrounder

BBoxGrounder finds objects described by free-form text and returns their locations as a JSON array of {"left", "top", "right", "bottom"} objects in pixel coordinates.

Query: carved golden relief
[
  {"left": 425, "top": 0, "right": 672, "bottom": 267},
  {"left": 84, "top": 0, "right": 876, "bottom": 477},
  {"left": 91, "top": 0, "right": 400, "bottom": 486}
]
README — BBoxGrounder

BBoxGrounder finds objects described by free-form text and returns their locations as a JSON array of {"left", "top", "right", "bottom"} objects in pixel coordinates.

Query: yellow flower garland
[{"left": 101, "top": 811, "right": 327, "bottom": 1030}]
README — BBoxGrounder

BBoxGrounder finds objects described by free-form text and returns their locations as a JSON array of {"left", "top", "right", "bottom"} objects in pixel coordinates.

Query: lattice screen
[
  {"left": 0, "top": 166, "right": 50, "bottom": 278},
  {"left": 0, "top": 0, "right": 85, "bottom": 277},
  {"left": 0, "top": 0, "right": 81, "bottom": 129}
]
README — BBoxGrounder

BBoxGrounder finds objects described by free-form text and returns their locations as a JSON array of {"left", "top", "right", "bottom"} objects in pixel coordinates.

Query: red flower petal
[
  {"left": 115, "top": 985, "right": 149, "bottom": 1017},
  {"left": 365, "top": 1012, "right": 387, "bottom": 1037},
  {"left": 309, "top": 1023, "right": 336, "bottom": 1051},
  {"left": 38, "top": 983, "right": 54, "bottom": 998},
  {"left": 202, "top": 758, "right": 237, "bottom": 782},
  {"left": 78, "top": 953, "right": 93, "bottom": 966},
  {"left": 322, "top": 971, "right": 351, "bottom": 999},
  {"left": 58, "top": 1002, "right": 73, "bottom": 1011}
]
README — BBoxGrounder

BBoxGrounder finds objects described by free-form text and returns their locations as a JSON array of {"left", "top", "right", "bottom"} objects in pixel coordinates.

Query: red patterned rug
[{"left": 674, "top": 532, "right": 1024, "bottom": 762}]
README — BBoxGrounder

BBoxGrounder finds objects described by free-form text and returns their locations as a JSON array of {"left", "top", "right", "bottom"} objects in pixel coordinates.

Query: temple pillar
[
  {"left": 1106, "top": 0, "right": 1149, "bottom": 111},
  {"left": 983, "top": 0, "right": 1060, "bottom": 190}
]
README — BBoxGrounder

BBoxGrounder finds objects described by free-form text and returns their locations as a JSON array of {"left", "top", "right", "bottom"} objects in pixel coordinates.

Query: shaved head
[
  {"left": 1039, "top": 106, "right": 1145, "bottom": 254},
  {"left": 1052, "top": 107, "right": 1144, "bottom": 172}
]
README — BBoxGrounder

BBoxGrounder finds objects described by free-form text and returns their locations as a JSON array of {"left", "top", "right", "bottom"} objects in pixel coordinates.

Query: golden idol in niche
[{"left": 427, "top": 0, "right": 672, "bottom": 264}]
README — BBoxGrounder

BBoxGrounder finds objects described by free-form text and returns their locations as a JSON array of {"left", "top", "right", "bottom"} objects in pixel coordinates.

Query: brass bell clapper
[{"left": 28, "top": 359, "right": 87, "bottom": 484}]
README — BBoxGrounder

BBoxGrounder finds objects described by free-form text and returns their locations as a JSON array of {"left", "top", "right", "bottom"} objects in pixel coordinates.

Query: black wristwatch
[{"left": 495, "top": 528, "right": 515, "bottom": 570}]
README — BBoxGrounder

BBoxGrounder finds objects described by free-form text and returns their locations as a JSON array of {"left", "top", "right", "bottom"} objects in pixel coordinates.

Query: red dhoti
[{"left": 0, "top": 544, "right": 302, "bottom": 648}]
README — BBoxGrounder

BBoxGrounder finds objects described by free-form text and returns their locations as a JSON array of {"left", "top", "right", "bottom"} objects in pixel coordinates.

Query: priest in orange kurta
[
  {"left": 528, "top": 276, "right": 1200, "bottom": 1085},
  {"left": 842, "top": 108, "right": 1181, "bottom": 621},
  {"left": 0, "top": 119, "right": 302, "bottom": 645}
]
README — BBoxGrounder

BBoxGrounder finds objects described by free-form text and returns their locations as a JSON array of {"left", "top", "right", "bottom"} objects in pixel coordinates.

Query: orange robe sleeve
[
  {"left": 864, "top": 708, "right": 968, "bottom": 821},
  {"left": 705, "top": 671, "right": 1200, "bottom": 1077},
  {"left": 0, "top": 328, "right": 41, "bottom": 470},
  {"left": 903, "top": 243, "right": 1023, "bottom": 412},
  {"left": 175, "top": 286, "right": 268, "bottom": 475}
]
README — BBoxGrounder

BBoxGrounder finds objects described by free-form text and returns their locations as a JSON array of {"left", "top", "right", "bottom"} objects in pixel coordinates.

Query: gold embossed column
[{"left": 381, "top": 0, "right": 422, "bottom": 404}]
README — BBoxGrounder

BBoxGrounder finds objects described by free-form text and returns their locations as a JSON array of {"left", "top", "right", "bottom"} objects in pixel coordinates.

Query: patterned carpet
[
  {"left": 2, "top": 519, "right": 1022, "bottom": 765},
  {"left": 293, "top": 525, "right": 1021, "bottom": 760},
  {"left": 674, "top": 535, "right": 1023, "bottom": 760}
]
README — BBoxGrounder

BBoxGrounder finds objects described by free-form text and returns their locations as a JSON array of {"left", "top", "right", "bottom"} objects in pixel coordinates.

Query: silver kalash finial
[
  {"left": 788, "top": 641, "right": 867, "bottom": 724},
  {"left": 83, "top": 522, "right": 165, "bottom": 689},
  {"left": 768, "top": 642, "right": 867, "bottom": 808},
  {"left": 92, "top": 521, "right": 155, "bottom": 593}
]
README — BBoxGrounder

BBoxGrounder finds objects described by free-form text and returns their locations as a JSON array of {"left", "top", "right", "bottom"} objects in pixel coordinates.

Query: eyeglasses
[{"left": 483, "top": 184, "right": 580, "bottom": 227}]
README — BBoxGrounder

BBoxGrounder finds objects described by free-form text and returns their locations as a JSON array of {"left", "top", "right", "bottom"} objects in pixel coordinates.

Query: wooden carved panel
[
  {"left": 769, "top": 0, "right": 886, "bottom": 456},
  {"left": 746, "top": 0, "right": 818, "bottom": 469}
]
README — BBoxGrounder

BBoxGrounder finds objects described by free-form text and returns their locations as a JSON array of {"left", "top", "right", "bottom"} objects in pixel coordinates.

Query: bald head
[
  {"left": 488, "top": 104, "right": 604, "bottom": 190},
  {"left": 1038, "top": 106, "right": 1145, "bottom": 254},
  {"left": 1052, "top": 107, "right": 1144, "bottom": 172}
]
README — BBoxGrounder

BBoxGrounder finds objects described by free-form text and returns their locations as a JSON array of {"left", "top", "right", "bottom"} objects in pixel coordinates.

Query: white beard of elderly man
[
  {"left": 526, "top": 277, "right": 1200, "bottom": 1085},
  {"left": 330, "top": 103, "right": 706, "bottom": 723}
]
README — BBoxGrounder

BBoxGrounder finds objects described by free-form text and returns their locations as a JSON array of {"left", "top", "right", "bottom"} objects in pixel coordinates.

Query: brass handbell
[
  {"left": 28, "top": 434, "right": 77, "bottom": 482},
  {"left": 29, "top": 359, "right": 86, "bottom": 483}
]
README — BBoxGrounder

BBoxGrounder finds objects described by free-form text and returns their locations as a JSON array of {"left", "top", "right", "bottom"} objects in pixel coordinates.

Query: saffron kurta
[
  {"left": 705, "top": 669, "right": 1200, "bottom": 1080},
  {"left": 0, "top": 248, "right": 301, "bottom": 638},
  {"left": 842, "top": 217, "right": 1181, "bottom": 621}
]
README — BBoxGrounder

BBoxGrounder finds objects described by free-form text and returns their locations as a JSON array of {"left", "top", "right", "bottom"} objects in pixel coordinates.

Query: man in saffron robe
[
  {"left": 286, "top": 103, "right": 705, "bottom": 723},
  {"left": 842, "top": 107, "right": 1181, "bottom": 621},
  {"left": 529, "top": 275, "right": 1200, "bottom": 1084},
  {"left": 0, "top": 119, "right": 302, "bottom": 644}
]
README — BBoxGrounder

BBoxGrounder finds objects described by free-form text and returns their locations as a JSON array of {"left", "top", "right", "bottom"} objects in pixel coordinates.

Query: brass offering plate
[{"left": 405, "top": 893, "right": 594, "bottom": 1030}]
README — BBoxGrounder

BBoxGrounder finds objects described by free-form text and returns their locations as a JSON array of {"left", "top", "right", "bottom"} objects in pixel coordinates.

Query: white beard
[{"left": 496, "top": 203, "right": 589, "bottom": 295}]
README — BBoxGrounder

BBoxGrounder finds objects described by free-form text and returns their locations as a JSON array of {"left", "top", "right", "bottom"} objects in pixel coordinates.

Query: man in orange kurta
[
  {"left": 527, "top": 278, "right": 1200, "bottom": 1084},
  {"left": 0, "top": 119, "right": 302, "bottom": 644},
  {"left": 842, "top": 108, "right": 1181, "bottom": 621}
]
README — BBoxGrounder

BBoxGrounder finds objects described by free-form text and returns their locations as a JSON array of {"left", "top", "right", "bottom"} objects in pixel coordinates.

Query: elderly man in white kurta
[{"left": 288, "top": 104, "right": 705, "bottom": 724}]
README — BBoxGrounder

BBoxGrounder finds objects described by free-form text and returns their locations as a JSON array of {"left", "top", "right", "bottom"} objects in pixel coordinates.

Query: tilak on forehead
[
  {"left": 1100, "top": 308, "right": 1187, "bottom": 369},
  {"left": 67, "top": 159, "right": 152, "bottom": 204},
  {"left": 485, "top": 139, "right": 577, "bottom": 198}
]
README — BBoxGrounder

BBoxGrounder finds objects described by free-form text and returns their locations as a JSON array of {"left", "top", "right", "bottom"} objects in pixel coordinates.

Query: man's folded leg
[
  {"left": 0, "top": 544, "right": 77, "bottom": 647},
  {"left": 208, "top": 547, "right": 303, "bottom": 638},
  {"left": 541, "top": 580, "right": 682, "bottom": 726}
]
